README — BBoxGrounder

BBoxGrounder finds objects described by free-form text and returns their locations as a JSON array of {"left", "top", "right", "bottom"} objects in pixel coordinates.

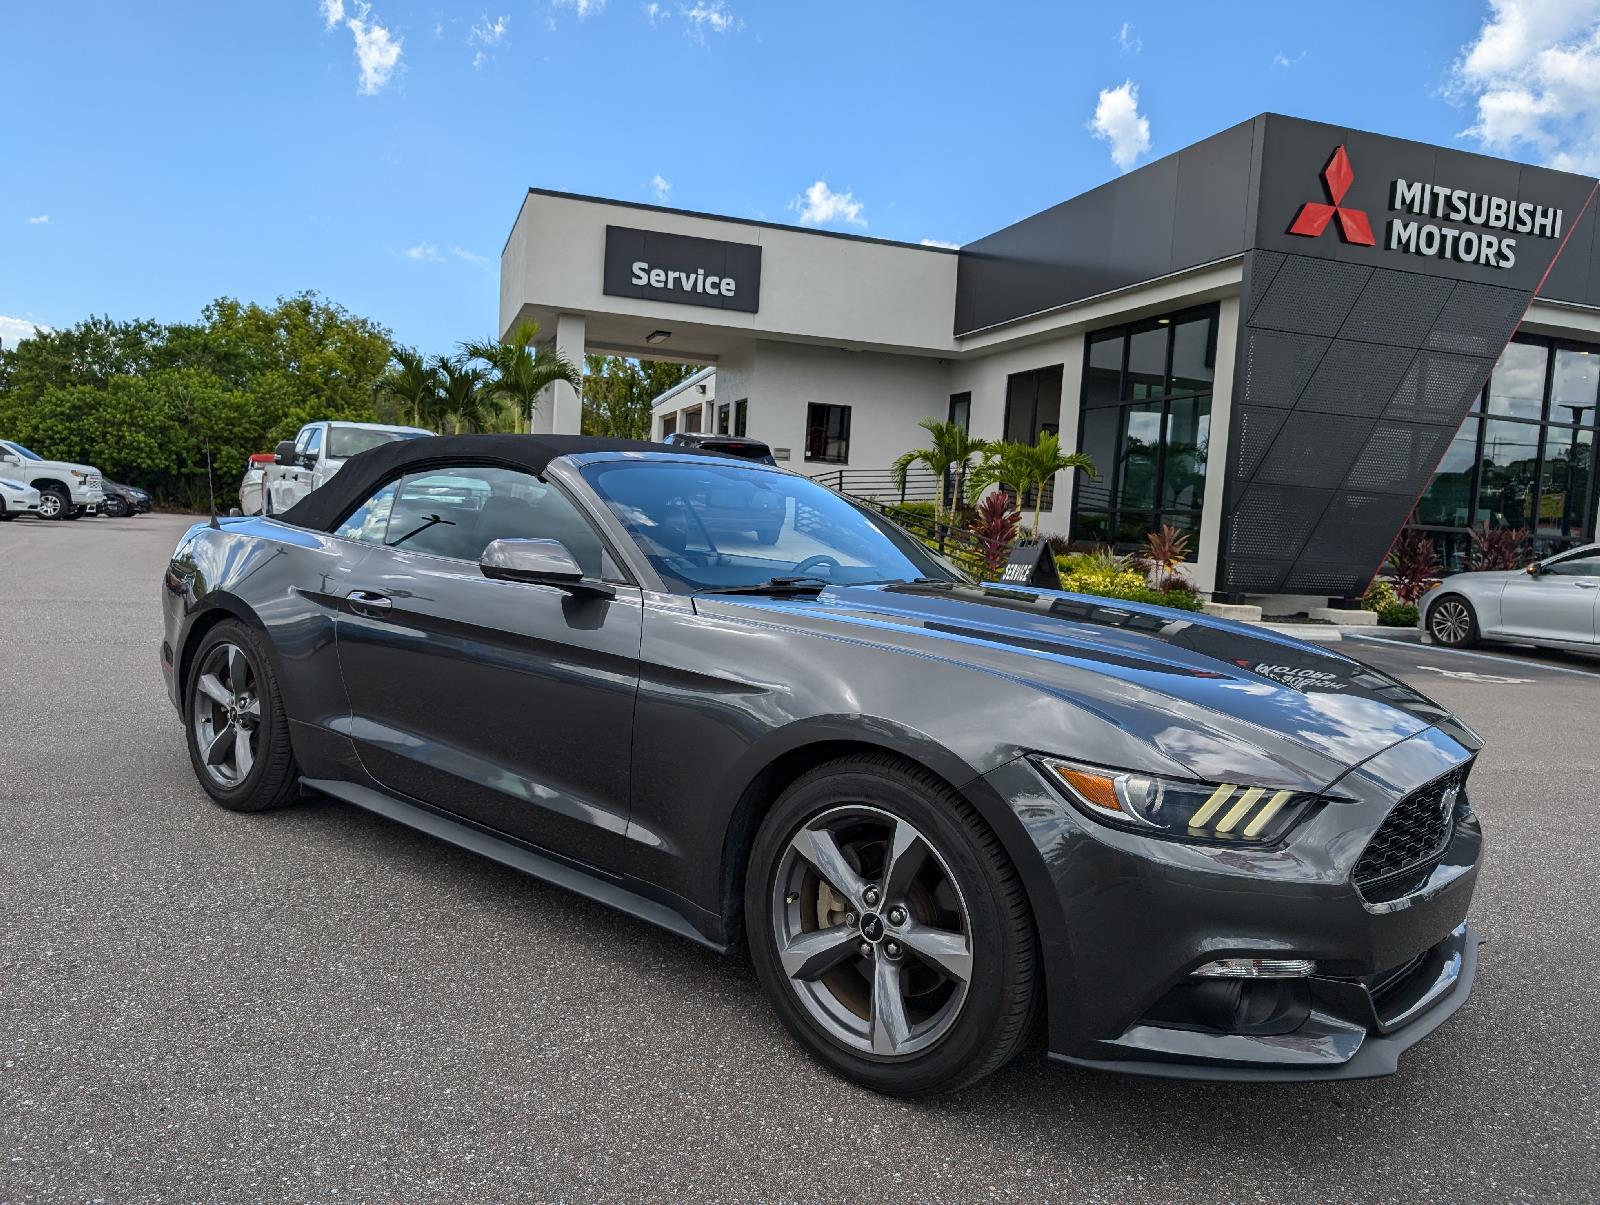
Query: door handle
[
  {"left": 1575, "top": 580, "right": 1598, "bottom": 589},
  {"left": 346, "top": 589, "right": 393, "bottom": 616}
]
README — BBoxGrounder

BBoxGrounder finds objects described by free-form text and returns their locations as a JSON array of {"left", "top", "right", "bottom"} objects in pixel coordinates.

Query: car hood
[{"left": 700, "top": 582, "right": 1477, "bottom": 790}]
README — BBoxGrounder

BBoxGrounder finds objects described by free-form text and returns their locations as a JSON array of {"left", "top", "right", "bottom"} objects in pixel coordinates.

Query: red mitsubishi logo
[{"left": 1288, "top": 145, "right": 1376, "bottom": 246}]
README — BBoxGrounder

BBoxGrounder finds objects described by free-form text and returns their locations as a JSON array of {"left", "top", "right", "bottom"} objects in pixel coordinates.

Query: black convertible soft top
[{"left": 277, "top": 433, "right": 679, "bottom": 531}]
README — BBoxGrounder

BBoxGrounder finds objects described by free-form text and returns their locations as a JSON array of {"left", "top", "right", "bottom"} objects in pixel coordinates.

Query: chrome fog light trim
[{"left": 1193, "top": 957, "right": 1317, "bottom": 979}]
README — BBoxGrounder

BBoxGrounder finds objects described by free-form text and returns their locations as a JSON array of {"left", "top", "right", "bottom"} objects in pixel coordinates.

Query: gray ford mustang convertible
[{"left": 161, "top": 434, "right": 1484, "bottom": 1094}]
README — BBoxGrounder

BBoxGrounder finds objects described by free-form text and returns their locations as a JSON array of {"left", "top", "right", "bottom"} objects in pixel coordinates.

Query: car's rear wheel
[
  {"left": 37, "top": 486, "right": 68, "bottom": 520},
  {"left": 103, "top": 495, "right": 127, "bottom": 517},
  {"left": 746, "top": 754, "right": 1037, "bottom": 1096},
  {"left": 1428, "top": 595, "right": 1479, "bottom": 647},
  {"left": 184, "top": 621, "right": 301, "bottom": 812}
]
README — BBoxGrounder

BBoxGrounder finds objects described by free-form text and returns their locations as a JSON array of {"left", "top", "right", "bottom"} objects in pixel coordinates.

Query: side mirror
[
  {"left": 274, "top": 440, "right": 299, "bottom": 467},
  {"left": 0, "top": 453, "right": 18, "bottom": 466},
  {"left": 480, "top": 538, "right": 615, "bottom": 599},
  {"left": 1526, "top": 563, "right": 1542, "bottom": 576}
]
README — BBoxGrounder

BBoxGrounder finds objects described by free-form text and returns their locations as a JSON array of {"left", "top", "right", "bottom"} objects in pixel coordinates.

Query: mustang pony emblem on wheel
[{"left": 160, "top": 434, "right": 1485, "bottom": 1094}]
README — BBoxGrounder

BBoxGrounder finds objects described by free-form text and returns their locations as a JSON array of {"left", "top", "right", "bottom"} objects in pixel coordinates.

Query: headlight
[{"left": 1037, "top": 757, "right": 1319, "bottom": 845}]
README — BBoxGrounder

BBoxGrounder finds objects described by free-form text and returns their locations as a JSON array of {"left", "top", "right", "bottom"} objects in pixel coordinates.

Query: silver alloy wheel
[
  {"left": 37, "top": 490, "right": 63, "bottom": 519},
  {"left": 1430, "top": 599, "right": 1472, "bottom": 645},
  {"left": 190, "top": 641, "right": 262, "bottom": 788},
  {"left": 771, "top": 804, "right": 973, "bottom": 1058}
]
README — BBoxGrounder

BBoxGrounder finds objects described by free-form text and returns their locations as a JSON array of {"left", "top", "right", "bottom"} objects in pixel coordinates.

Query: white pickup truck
[
  {"left": 0, "top": 439, "right": 105, "bottom": 519},
  {"left": 261, "top": 421, "right": 433, "bottom": 515}
]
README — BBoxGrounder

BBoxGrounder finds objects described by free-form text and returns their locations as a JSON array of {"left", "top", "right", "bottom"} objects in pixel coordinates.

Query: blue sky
[{"left": 3, "top": 1, "right": 1597, "bottom": 357}]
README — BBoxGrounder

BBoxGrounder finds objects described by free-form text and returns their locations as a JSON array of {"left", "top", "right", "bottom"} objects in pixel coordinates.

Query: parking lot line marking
[{"left": 1345, "top": 633, "right": 1600, "bottom": 678}]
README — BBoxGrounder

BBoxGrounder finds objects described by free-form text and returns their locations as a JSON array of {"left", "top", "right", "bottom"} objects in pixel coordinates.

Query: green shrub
[
  {"left": 887, "top": 500, "right": 937, "bottom": 523},
  {"left": 1363, "top": 577, "right": 1400, "bottom": 613},
  {"left": 1057, "top": 566, "right": 1205, "bottom": 612},
  {"left": 1378, "top": 602, "right": 1419, "bottom": 627}
]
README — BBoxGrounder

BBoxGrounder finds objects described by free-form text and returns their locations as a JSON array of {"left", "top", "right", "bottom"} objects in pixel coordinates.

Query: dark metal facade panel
[
  {"left": 1337, "top": 273, "right": 1455, "bottom": 346},
  {"left": 1423, "top": 281, "right": 1535, "bottom": 356},
  {"left": 1251, "top": 412, "right": 1374, "bottom": 488},
  {"left": 1247, "top": 257, "right": 1373, "bottom": 337},
  {"left": 1230, "top": 406, "right": 1290, "bottom": 481},
  {"left": 1297, "top": 343, "right": 1417, "bottom": 417},
  {"left": 1239, "top": 330, "right": 1329, "bottom": 405},
  {"left": 1343, "top": 424, "right": 1458, "bottom": 492},
  {"left": 1381, "top": 352, "right": 1498, "bottom": 425}
]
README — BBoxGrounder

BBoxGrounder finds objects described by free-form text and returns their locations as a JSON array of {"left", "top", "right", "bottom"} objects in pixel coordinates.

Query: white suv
[
  {"left": 264, "top": 421, "right": 432, "bottom": 514},
  {"left": 0, "top": 439, "right": 105, "bottom": 519}
]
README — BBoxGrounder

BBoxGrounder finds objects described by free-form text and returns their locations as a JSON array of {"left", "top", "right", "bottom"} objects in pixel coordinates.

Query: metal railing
[
  {"left": 806, "top": 464, "right": 945, "bottom": 506},
  {"left": 810, "top": 468, "right": 1008, "bottom": 580}
]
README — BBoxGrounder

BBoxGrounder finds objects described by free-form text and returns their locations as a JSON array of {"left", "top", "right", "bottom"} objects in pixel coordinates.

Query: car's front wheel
[
  {"left": 746, "top": 754, "right": 1038, "bottom": 1096},
  {"left": 102, "top": 495, "right": 127, "bottom": 517},
  {"left": 37, "top": 486, "right": 68, "bottom": 520},
  {"left": 184, "top": 620, "right": 301, "bottom": 812},
  {"left": 1428, "top": 594, "right": 1479, "bottom": 647}
]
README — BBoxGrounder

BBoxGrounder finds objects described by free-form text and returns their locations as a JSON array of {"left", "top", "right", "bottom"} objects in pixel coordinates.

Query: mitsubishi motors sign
[{"left": 1283, "top": 141, "right": 1571, "bottom": 273}]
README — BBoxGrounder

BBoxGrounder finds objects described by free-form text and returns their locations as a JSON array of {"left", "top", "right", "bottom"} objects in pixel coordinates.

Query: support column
[{"left": 546, "top": 312, "right": 586, "bottom": 435}]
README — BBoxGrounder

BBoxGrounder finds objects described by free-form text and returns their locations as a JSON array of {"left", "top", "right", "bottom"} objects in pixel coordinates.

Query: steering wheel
[{"left": 791, "top": 554, "right": 842, "bottom": 579}]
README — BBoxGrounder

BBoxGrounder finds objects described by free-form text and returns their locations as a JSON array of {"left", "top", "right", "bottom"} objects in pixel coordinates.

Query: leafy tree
[
  {"left": 969, "top": 432, "right": 1097, "bottom": 535},
  {"left": 581, "top": 355, "right": 698, "bottom": 440},
  {"left": 378, "top": 347, "right": 442, "bottom": 428},
  {"left": 435, "top": 357, "right": 492, "bottom": 434},
  {"left": 462, "top": 320, "right": 581, "bottom": 434},
  {"left": 890, "top": 418, "right": 988, "bottom": 527}
]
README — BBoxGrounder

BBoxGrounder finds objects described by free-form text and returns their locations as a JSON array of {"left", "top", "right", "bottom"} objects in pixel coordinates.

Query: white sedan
[
  {"left": 0, "top": 477, "right": 42, "bottom": 520},
  {"left": 1420, "top": 541, "right": 1600, "bottom": 651}
]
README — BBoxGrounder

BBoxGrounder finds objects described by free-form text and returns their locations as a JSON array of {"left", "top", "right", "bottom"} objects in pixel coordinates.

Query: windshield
[
  {"left": 327, "top": 427, "right": 428, "bottom": 460},
  {"left": 3, "top": 441, "right": 41, "bottom": 460},
  {"left": 580, "top": 459, "right": 960, "bottom": 594}
]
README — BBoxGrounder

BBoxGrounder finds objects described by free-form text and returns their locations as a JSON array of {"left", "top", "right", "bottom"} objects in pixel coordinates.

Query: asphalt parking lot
[{"left": 3, "top": 513, "right": 1598, "bottom": 1202}]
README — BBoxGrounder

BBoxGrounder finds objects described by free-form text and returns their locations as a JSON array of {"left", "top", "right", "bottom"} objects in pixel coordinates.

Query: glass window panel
[
  {"left": 1085, "top": 335, "right": 1123, "bottom": 408},
  {"left": 1072, "top": 508, "right": 1112, "bottom": 546},
  {"left": 1169, "top": 317, "right": 1215, "bottom": 395},
  {"left": 1551, "top": 347, "right": 1600, "bottom": 426},
  {"left": 1486, "top": 341, "right": 1548, "bottom": 421},
  {"left": 1126, "top": 327, "right": 1167, "bottom": 401},
  {"left": 1415, "top": 419, "right": 1479, "bottom": 527},
  {"left": 805, "top": 403, "right": 851, "bottom": 464},
  {"left": 1546, "top": 551, "right": 1600, "bottom": 577},
  {"left": 1536, "top": 424, "right": 1593, "bottom": 541},
  {"left": 1478, "top": 419, "right": 1541, "bottom": 530},
  {"left": 1033, "top": 366, "right": 1062, "bottom": 438},
  {"left": 334, "top": 479, "right": 398, "bottom": 544},
  {"left": 1118, "top": 403, "right": 1163, "bottom": 510},
  {"left": 1075, "top": 408, "right": 1119, "bottom": 518},
  {"left": 1116, "top": 511, "right": 1157, "bottom": 547},
  {"left": 1161, "top": 396, "right": 1211, "bottom": 510}
]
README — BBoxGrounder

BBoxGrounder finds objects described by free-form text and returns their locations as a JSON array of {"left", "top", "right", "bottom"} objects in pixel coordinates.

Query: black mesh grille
[{"left": 1353, "top": 766, "right": 1469, "bottom": 901}]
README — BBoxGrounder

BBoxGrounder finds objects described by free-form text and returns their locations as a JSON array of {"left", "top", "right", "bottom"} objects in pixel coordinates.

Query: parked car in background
[
  {"left": 0, "top": 439, "right": 104, "bottom": 519},
  {"left": 237, "top": 452, "right": 276, "bottom": 516},
  {"left": 161, "top": 434, "right": 1484, "bottom": 1095},
  {"left": 264, "top": 421, "right": 432, "bottom": 515},
  {"left": 662, "top": 431, "right": 779, "bottom": 465},
  {"left": 1420, "top": 541, "right": 1600, "bottom": 651},
  {"left": 0, "top": 476, "right": 43, "bottom": 520},
  {"left": 100, "top": 480, "right": 152, "bottom": 517}
]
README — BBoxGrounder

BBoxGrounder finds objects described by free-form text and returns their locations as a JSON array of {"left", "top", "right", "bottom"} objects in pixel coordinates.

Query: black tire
[
  {"left": 103, "top": 496, "right": 128, "bottom": 517},
  {"left": 37, "top": 485, "right": 69, "bottom": 520},
  {"left": 1427, "top": 594, "right": 1479, "bottom": 647},
  {"left": 62, "top": 506, "right": 84, "bottom": 520},
  {"left": 0, "top": 499, "right": 8, "bottom": 521},
  {"left": 183, "top": 619, "right": 301, "bottom": 812},
  {"left": 746, "top": 753, "right": 1038, "bottom": 1097}
]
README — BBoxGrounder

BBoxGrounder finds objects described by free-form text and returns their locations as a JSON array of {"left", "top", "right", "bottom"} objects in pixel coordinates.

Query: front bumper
[{"left": 981, "top": 725, "right": 1483, "bottom": 1081}]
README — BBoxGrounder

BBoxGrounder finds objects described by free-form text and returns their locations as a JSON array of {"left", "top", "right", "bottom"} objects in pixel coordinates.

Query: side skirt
[{"left": 302, "top": 777, "right": 727, "bottom": 954}]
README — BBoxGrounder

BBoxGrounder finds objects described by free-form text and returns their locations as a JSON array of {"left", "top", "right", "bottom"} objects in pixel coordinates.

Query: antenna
[{"left": 206, "top": 442, "right": 220, "bottom": 530}]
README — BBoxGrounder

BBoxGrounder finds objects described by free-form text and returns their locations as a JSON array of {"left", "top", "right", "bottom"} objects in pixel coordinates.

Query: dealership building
[{"left": 499, "top": 113, "right": 1600, "bottom": 605}]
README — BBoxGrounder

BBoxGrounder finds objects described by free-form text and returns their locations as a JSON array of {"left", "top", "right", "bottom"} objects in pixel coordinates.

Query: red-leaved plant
[
  {"left": 1466, "top": 522, "right": 1530, "bottom": 571},
  {"left": 969, "top": 490, "right": 1021, "bottom": 579},
  {"left": 1387, "top": 531, "right": 1443, "bottom": 603}
]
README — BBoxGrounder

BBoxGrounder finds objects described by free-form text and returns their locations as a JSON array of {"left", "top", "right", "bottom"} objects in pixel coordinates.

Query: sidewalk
[{"left": 1254, "top": 620, "right": 1424, "bottom": 644}]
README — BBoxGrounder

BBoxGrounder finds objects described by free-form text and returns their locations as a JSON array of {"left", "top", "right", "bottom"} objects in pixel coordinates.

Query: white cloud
[
  {"left": 470, "top": 14, "right": 508, "bottom": 44},
  {"left": 1451, "top": 0, "right": 1600, "bottom": 172},
  {"left": 347, "top": 4, "right": 403, "bottom": 94},
  {"left": 920, "top": 237, "right": 960, "bottom": 249},
  {"left": 320, "top": 0, "right": 344, "bottom": 29},
  {"left": 1116, "top": 22, "right": 1141, "bottom": 53},
  {"left": 554, "top": 0, "right": 606, "bottom": 17},
  {"left": 26, "top": 214, "right": 48, "bottom": 224},
  {"left": 683, "top": 1, "right": 739, "bottom": 35},
  {"left": 793, "top": 180, "right": 866, "bottom": 228},
  {"left": 1088, "top": 79, "right": 1151, "bottom": 172},
  {"left": 649, "top": 173, "right": 672, "bottom": 203},
  {"left": 644, "top": 2, "right": 668, "bottom": 22},
  {"left": 1272, "top": 50, "right": 1305, "bottom": 68},
  {"left": 403, "top": 242, "right": 442, "bottom": 261},
  {"left": 0, "top": 315, "right": 48, "bottom": 348},
  {"left": 450, "top": 245, "right": 489, "bottom": 264}
]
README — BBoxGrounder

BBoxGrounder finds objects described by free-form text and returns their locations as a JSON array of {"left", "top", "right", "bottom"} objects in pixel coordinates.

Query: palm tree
[
  {"left": 461, "top": 320, "right": 581, "bottom": 434},
  {"left": 968, "top": 433, "right": 1097, "bottom": 536},
  {"left": 378, "top": 347, "right": 442, "bottom": 428},
  {"left": 890, "top": 419, "right": 988, "bottom": 527},
  {"left": 434, "top": 356, "right": 490, "bottom": 434}
]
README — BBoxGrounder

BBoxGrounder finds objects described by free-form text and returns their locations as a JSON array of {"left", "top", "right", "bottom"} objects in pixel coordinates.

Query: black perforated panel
[{"left": 1221, "top": 254, "right": 1538, "bottom": 598}]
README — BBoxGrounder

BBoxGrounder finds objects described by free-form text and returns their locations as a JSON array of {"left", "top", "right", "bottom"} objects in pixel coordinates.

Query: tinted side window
[
  {"left": 384, "top": 465, "right": 609, "bottom": 576},
  {"left": 1547, "top": 552, "right": 1600, "bottom": 577},
  {"left": 333, "top": 479, "right": 398, "bottom": 543},
  {"left": 303, "top": 427, "right": 324, "bottom": 458}
]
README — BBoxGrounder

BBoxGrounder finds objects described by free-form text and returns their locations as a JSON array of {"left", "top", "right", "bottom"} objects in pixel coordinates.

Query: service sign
[{"left": 603, "top": 225, "right": 761, "bottom": 314}]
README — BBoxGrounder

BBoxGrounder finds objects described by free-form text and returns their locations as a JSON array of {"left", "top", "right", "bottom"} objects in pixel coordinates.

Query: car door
[
  {"left": 1498, "top": 549, "right": 1600, "bottom": 643},
  {"left": 332, "top": 463, "right": 644, "bottom": 866}
]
